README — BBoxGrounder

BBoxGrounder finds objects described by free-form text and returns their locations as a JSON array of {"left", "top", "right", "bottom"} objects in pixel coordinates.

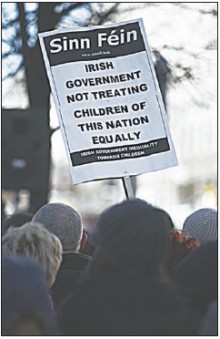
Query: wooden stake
[{"left": 122, "top": 176, "right": 135, "bottom": 200}]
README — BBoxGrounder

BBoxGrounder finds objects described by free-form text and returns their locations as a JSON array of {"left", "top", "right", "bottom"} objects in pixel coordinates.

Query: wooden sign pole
[{"left": 122, "top": 176, "right": 135, "bottom": 200}]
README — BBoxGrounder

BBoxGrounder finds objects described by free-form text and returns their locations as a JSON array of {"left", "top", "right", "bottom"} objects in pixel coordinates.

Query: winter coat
[
  {"left": 51, "top": 252, "right": 92, "bottom": 307},
  {"left": 58, "top": 271, "right": 200, "bottom": 336}
]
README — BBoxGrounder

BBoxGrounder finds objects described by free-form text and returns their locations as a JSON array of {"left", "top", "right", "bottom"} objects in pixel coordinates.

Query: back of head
[
  {"left": 175, "top": 240, "right": 217, "bottom": 314},
  {"left": 2, "top": 255, "right": 58, "bottom": 335},
  {"left": 32, "top": 203, "right": 83, "bottom": 252},
  {"left": 92, "top": 199, "right": 173, "bottom": 273},
  {"left": 163, "top": 230, "right": 200, "bottom": 281},
  {"left": 2, "top": 211, "right": 33, "bottom": 236},
  {"left": 2, "top": 222, "right": 62, "bottom": 286},
  {"left": 183, "top": 208, "right": 217, "bottom": 244}
]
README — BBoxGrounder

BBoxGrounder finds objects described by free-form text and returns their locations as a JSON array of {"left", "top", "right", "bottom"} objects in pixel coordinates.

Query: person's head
[
  {"left": 183, "top": 208, "right": 217, "bottom": 245},
  {"left": 163, "top": 229, "right": 200, "bottom": 281},
  {"left": 91, "top": 199, "right": 174, "bottom": 274},
  {"left": 2, "top": 255, "right": 59, "bottom": 335},
  {"left": 2, "top": 211, "right": 33, "bottom": 236},
  {"left": 32, "top": 202, "right": 86, "bottom": 253},
  {"left": 2, "top": 222, "right": 62, "bottom": 286},
  {"left": 175, "top": 240, "right": 217, "bottom": 315}
]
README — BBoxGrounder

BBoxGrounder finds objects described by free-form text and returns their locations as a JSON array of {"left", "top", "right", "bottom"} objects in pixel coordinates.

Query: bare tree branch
[
  {"left": 2, "top": 17, "right": 20, "bottom": 28},
  {"left": 90, "top": 3, "right": 120, "bottom": 25},
  {"left": 171, "top": 2, "right": 217, "bottom": 15},
  {"left": 57, "top": 2, "right": 84, "bottom": 17},
  {"left": 2, "top": 63, "right": 24, "bottom": 81}
]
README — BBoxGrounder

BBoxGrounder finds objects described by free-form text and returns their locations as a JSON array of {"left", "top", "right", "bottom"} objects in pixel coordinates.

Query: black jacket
[
  {"left": 52, "top": 252, "right": 92, "bottom": 308},
  {"left": 58, "top": 271, "right": 200, "bottom": 336}
]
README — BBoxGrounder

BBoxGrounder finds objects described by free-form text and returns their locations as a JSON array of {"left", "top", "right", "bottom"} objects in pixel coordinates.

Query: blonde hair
[{"left": 2, "top": 222, "right": 62, "bottom": 286}]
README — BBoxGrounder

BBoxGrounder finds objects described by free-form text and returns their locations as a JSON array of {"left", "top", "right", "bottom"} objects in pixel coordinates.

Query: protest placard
[{"left": 39, "top": 18, "right": 178, "bottom": 184}]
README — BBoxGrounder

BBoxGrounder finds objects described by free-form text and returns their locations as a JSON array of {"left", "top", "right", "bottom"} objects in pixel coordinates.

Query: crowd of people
[{"left": 2, "top": 197, "right": 218, "bottom": 335}]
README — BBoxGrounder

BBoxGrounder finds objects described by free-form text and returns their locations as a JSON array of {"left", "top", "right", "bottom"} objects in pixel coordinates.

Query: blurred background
[{"left": 2, "top": 3, "right": 217, "bottom": 231}]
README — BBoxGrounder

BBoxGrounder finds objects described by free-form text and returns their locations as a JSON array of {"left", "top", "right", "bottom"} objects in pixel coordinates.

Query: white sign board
[{"left": 39, "top": 18, "right": 178, "bottom": 184}]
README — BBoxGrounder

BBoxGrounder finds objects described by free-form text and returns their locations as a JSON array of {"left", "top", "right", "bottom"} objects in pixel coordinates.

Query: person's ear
[{"left": 79, "top": 231, "right": 88, "bottom": 251}]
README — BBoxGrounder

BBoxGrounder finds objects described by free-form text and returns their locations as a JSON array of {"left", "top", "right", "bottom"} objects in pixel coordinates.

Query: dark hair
[
  {"left": 90, "top": 199, "right": 174, "bottom": 275},
  {"left": 175, "top": 240, "right": 217, "bottom": 314},
  {"left": 2, "top": 255, "right": 59, "bottom": 335},
  {"left": 2, "top": 211, "right": 33, "bottom": 236}
]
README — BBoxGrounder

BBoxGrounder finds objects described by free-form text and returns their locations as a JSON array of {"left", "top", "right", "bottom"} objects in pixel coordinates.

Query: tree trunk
[{"left": 17, "top": 3, "right": 59, "bottom": 213}]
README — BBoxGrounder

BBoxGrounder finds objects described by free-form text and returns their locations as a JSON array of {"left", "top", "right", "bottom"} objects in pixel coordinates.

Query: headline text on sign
[
  {"left": 42, "top": 22, "right": 145, "bottom": 65},
  {"left": 61, "top": 59, "right": 151, "bottom": 146},
  {"left": 50, "top": 28, "right": 138, "bottom": 53}
]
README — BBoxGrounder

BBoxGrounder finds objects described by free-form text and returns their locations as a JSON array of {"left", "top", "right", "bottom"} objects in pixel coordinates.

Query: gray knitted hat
[
  {"left": 32, "top": 203, "right": 83, "bottom": 252},
  {"left": 183, "top": 208, "right": 217, "bottom": 244}
]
